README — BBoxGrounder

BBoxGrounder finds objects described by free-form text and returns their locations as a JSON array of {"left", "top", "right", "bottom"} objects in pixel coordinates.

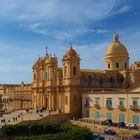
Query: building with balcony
[
  {"left": 82, "top": 90, "right": 140, "bottom": 125},
  {"left": 81, "top": 35, "right": 140, "bottom": 125}
]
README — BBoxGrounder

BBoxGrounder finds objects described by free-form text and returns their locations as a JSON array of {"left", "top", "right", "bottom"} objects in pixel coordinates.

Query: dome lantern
[{"left": 113, "top": 34, "right": 119, "bottom": 43}]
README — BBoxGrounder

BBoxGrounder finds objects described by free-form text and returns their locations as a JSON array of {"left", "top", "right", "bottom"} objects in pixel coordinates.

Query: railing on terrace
[
  {"left": 106, "top": 105, "right": 113, "bottom": 110},
  {"left": 130, "top": 105, "right": 140, "bottom": 111},
  {"left": 118, "top": 105, "right": 126, "bottom": 110},
  {"left": 94, "top": 104, "right": 100, "bottom": 109}
]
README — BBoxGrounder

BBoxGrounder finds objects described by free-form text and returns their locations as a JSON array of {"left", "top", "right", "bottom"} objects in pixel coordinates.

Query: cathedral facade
[
  {"left": 32, "top": 46, "right": 81, "bottom": 115},
  {"left": 32, "top": 34, "right": 140, "bottom": 122}
]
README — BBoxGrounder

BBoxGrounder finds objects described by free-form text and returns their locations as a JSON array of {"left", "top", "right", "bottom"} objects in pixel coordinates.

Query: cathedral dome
[{"left": 105, "top": 34, "right": 129, "bottom": 59}]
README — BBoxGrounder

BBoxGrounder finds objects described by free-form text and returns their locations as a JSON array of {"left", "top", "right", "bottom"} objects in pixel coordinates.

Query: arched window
[
  {"left": 108, "top": 63, "right": 111, "bottom": 69},
  {"left": 45, "top": 71, "right": 48, "bottom": 80},
  {"left": 34, "top": 73, "right": 36, "bottom": 80},
  {"left": 64, "top": 66, "right": 67, "bottom": 76},
  {"left": 73, "top": 66, "right": 76, "bottom": 75},
  {"left": 125, "top": 63, "right": 127, "bottom": 68},
  {"left": 116, "top": 63, "right": 119, "bottom": 68}
]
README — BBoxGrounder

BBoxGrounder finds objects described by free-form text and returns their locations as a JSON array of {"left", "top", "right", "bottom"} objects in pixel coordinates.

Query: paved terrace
[{"left": 0, "top": 110, "right": 57, "bottom": 128}]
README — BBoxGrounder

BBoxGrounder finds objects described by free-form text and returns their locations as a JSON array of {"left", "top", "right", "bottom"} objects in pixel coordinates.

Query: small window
[
  {"left": 116, "top": 63, "right": 119, "bottom": 68},
  {"left": 107, "top": 112, "right": 112, "bottom": 119},
  {"left": 119, "top": 113, "right": 125, "bottom": 122},
  {"left": 73, "top": 66, "right": 76, "bottom": 75},
  {"left": 133, "top": 100, "right": 138, "bottom": 107},
  {"left": 85, "top": 110, "right": 90, "bottom": 118},
  {"left": 108, "top": 64, "right": 110, "bottom": 69},
  {"left": 95, "top": 112, "right": 100, "bottom": 119},
  {"left": 95, "top": 98, "right": 100, "bottom": 105},
  {"left": 133, "top": 115, "right": 139, "bottom": 124},
  {"left": 125, "top": 63, "right": 127, "bottom": 68},
  {"left": 45, "top": 71, "right": 48, "bottom": 80},
  {"left": 120, "top": 99, "right": 124, "bottom": 107},
  {"left": 106, "top": 99, "right": 112, "bottom": 107}
]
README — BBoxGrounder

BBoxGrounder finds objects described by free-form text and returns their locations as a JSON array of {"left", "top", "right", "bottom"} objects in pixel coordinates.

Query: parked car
[
  {"left": 126, "top": 123, "right": 138, "bottom": 129},
  {"left": 119, "top": 122, "right": 126, "bottom": 127},
  {"left": 102, "top": 119, "right": 113, "bottom": 126},
  {"left": 93, "top": 134, "right": 105, "bottom": 140},
  {"left": 112, "top": 121, "right": 118, "bottom": 127},
  {"left": 104, "top": 129, "right": 116, "bottom": 135},
  {"left": 99, "top": 136, "right": 105, "bottom": 140},
  {"left": 133, "top": 133, "right": 140, "bottom": 139},
  {"left": 93, "top": 133, "right": 99, "bottom": 139}
]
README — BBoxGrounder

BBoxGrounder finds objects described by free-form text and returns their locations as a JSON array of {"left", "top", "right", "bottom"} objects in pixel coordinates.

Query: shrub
[{"left": 1, "top": 123, "right": 93, "bottom": 140}]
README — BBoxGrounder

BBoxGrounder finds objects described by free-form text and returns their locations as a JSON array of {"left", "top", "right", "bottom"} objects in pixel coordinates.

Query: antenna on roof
[
  {"left": 46, "top": 45, "right": 48, "bottom": 55},
  {"left": 69, "top": 42, "right": 72, "bottom": 48}
]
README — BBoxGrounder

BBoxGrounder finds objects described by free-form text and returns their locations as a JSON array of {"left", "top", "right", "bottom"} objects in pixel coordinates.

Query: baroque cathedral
[{"left": 32, "top": 34, "right": 140, "bottom": 118}]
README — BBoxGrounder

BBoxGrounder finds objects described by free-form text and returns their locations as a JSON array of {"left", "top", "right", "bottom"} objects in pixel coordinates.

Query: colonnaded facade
[
  {"left": 32, "top": 34, "right": 140, "bottom": 121},
  {"left": 0, "top": 82, "right": 32, "bottom": 110}
]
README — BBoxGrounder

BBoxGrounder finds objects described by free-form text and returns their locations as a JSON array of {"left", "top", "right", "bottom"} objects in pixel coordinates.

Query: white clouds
[
  {"left": 20, "top": 21, "right": 111, "bottom": 41},
  {"left": 0, "top": 0, "right": 132, "bottom": 41},
  {"left": 0, "top": 0, "right": 137, "bottom": 83},
  {"left": 116, "top": 5, "right": 131, "bottom": 14},
  {"left": 96, "top": 29, "right": 110, "bottom": 34},
  {"left": 0, "top": 0, "right": 121, "bottom": 23}
]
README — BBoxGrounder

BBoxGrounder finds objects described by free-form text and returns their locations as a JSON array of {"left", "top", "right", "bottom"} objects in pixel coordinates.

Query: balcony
[
  {"left": 130, "top": 105, "right": 140, "bottom": 111},
  {"left": 118, "top": 105, "right": 126, "bottom": 111},
  {"left": 106, "top": 105, "right": 113, "bottom": 110},
  {"left": 94, "top": 104, "right": 100, "bottom": 109}
]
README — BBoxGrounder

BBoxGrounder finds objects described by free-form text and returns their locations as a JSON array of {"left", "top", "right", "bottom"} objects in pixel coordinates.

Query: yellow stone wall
[{"left": 82, "top": 91, "right": 140, "bottom": 125}]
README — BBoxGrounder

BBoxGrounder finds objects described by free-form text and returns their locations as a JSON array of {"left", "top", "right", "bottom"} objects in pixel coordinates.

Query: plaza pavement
[{"left": 0, "top": 110, "right": 52, "bottom": 128}]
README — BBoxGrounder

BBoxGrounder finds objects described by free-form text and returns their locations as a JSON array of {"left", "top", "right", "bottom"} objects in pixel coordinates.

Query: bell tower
[
  {"left": 62, "top": 46, "right": 81, "bottom": 116},
  {"left": 62, "top": 47, "right": 80, "bottom": 86}
]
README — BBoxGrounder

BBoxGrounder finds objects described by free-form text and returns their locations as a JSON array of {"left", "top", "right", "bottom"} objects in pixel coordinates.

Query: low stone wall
[
  {"left": 18, "top": 113, "right": 79, "bottom": 125},
  {"left": 69, "top": 120, "right": 137, "bottom": 137}
]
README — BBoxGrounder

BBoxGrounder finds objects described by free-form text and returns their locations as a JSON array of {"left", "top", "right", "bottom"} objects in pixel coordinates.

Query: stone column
[
  {"left": 51, "top": 93, "right": 54, "bottom": 110},
  {"left": 48, "top": 92, "right": 51, "bottom": 111},
  {"left": 42, "top": 94, "right": 45, "bottom": 107}
]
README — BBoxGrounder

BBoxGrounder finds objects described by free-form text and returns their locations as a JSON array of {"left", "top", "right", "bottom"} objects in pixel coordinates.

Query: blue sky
[{"left": 0, "top": 0, "right": 140, "bottom": 83}]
